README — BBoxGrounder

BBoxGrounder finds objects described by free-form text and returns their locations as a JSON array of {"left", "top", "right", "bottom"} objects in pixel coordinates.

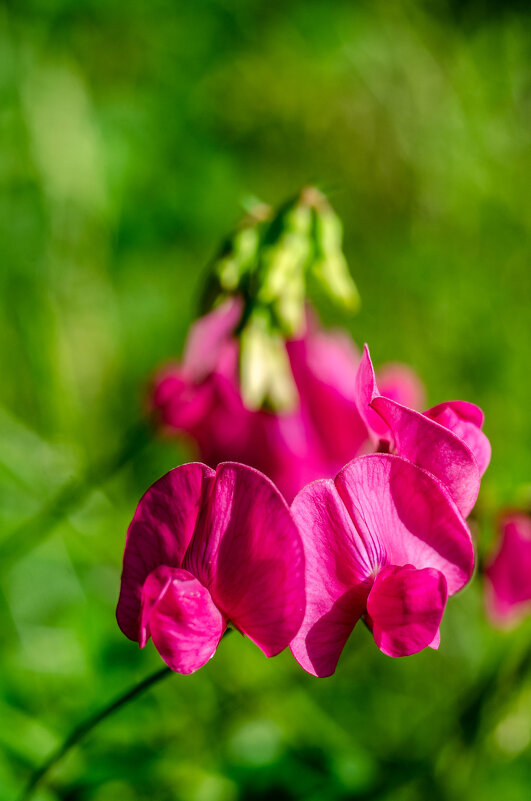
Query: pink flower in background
[
  {"left": 355, "top": 345, "right": 490, "bottom": 517},
  {"left": 117, "top": 461, "right": 305, "bottom": 674},
  {"left": 150, "top": 303, "right": 425, "bottom": 502},
  {"left": 290, "top": 454, "right": 474, "bottom": 677},
  {"left": 150, "top": 298, "right": 250, "bottom": 460},
  {"left": 375, "top": 362, "right": 425, "bottom": 411},
  {"left": 485, "top": 513, "right": 531, "bottom": 626}
]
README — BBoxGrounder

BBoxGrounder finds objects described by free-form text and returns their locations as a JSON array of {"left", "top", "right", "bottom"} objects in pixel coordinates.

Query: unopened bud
[
  {"left": 311, "top": 207, "right": 360, "bottom": 312},
  {"left": 240, "top": 310, "right": 298, "bottom": 412},
  {"left": 258, "top": 203, "right": 312, "bottom": 336},
  {"left": 216, "top": 225, "right": 260, "bottom": 292}
]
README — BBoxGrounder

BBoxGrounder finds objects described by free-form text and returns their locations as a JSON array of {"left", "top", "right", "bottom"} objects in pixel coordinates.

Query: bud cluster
[{"left": 205, "top": 188, "right": 359, "bottom": 411}]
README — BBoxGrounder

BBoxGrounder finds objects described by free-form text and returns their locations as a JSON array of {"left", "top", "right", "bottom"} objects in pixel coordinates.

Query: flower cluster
[
  {"left": 119, "top": 331, "right": 489, "bottom": 677},
  {"left": 118, "top": 189, "right": 492, "bottom": 677}
]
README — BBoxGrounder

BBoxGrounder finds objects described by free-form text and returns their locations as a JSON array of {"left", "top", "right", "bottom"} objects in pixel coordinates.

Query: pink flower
[
  {"left": 116, "top": 461, "right": 305, "bottom": 674},
  {"left": 150, "top": 299, "right": 250, "bottom": 461},
  {"left": 485, "top": 513, "right": 531, "bottom": 626},
  {"left": 151, "top": 302, "right": 425, "bottom": 502},
  {"left": 290, "top": 454, "right": 474, "bottom": 676},
  {"left": 355, "top": 345, "right": 490, "bottom": 517}
]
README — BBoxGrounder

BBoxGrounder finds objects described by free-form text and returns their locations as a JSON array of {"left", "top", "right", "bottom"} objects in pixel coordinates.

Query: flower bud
[
  {"left": 258, "top": 203, "right": 312, "bottom": 336},
  {"left": 216, "top": 226, "right": 260, "bottom": 292},
  {"left": 311, "top": 205, "right": 360, "bottom": 312},
  {"left": 240, "top": 309, "right": 298, "bottom": 412}
]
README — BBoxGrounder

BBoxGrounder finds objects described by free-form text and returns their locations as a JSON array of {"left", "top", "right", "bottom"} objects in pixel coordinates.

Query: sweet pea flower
[
  {"left": 355, "top": 345, "right": 490, "bottom": 517},
  {"left": 151, "top": 302, "right": 425, "bottom": 502},
  {"left": 290, "top": 454, "right": 474, "bottom": 677},
  {"left": 150, "top": 298, "right": 250, "bottom": 463},
  {"left": 116, "top": 461, "right": 305, "bottom": 674},
  {"left": 485, "top": 512, "right": 531, "bottom": 626}
]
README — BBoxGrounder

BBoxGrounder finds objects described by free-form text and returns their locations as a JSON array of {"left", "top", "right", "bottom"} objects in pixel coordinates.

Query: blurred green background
[{"left": 1, "top": 0, "right": 530, "bottom": 799}]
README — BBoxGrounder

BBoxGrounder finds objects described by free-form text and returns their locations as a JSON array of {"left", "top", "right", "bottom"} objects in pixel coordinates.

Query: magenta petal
[
  {"left": 424, "top": 401, "right": 491, "bottom": 476},
  {"left": 290, "top": 479, "right": 373, "bottom": 677},
  {"left": 116, "top": 463, "right": 215, "bottom": 641},
  {"left": 287, "top": 329, "right": 368, "bottom": 468},
  {"left": 370, "top": 395, "right": 481, "bottom": 517},
  {"left": 354, "top": 345, "right": 392, "bottom": 442},
  {"left": 427, "top": 399, "right": 484, "bottom": 428},
  {"left": 184, "top": 463, "right": 305, "bottom": 657},
  {"left": 367, "top": 564, "right": 447, "bottom": 657},
  {"left": 151, "top": 367, "right": 214, "bottom": 431},
  {"left": 248, "top": 411, "right": 330, "bottom": 505},
  {"left": 140, "top": 566, "right": 225, "bottom": 674},
  {"left": 485, "top": 514, "right": 531, "bottom": 625},
  {"left": 150, "top": 299, "right": 242, "bottom": 434},
  {"left": 182, "top": 297, "right": 242, "bottom": 382},
  {"left": 291, "top": 584, "right": 368, "bottom": 677},
  {"left": 335, "top": 454, "right": 474, "bottom": 595}
]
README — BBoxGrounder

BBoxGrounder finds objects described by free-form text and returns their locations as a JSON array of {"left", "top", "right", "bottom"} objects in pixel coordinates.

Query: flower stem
[
  {"left": 18, "top": 631, "right": 232, "bottom": 800},
  {"left": 18, "top": 665, "right": 172, "bottom": 801}
]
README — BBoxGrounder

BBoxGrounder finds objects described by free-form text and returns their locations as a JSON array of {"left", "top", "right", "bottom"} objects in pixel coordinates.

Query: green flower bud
[
  {"left": 311, "top": 206, "right": 360, "bottom": 312},
  {"left": 216, "top": 225, "right": 261, "bottom": 292},
  {"left": 240, "top": 310, "right": 298, "bottom": 412},
  {"left": 201, "top": 187, "right": 360, "bottom": 413},
  {"left": 257, "top": 202, "right": 312, "bottom": 336}
]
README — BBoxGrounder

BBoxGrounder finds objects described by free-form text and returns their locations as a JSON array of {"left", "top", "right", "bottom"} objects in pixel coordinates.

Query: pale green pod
[
  {"left": 216, "top": 226, "right": 260, "bottom": 292},
  {"left": 240, "top": 311, "right": 298, "bottom": 412},
  {"left": 311, "top": 207, "right": 360, "bottom": 312}
]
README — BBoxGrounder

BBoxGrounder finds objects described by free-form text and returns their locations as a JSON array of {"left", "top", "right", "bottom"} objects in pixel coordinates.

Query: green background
[{"left": 1, "top": 1, "right": 530, "bottom": 799}]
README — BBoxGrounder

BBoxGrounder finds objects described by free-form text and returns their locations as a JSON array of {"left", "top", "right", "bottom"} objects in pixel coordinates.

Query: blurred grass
[{"left": 0, "top": 1, "right": 530, "bottom": 800}]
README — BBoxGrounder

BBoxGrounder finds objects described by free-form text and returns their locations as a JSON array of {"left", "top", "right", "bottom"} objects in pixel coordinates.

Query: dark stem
[
  {"left": 18, "top": 630, "right": 233, "bottom": 800},
  {"left": 17, "top": 665, "right": 172, "bottom": 801}
]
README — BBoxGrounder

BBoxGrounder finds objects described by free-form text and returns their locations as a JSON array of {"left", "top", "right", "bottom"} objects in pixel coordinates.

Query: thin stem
[
  {"left": 18, "top": 630, "right": 233, "bottom": 800},
  {"left": 18, "top": 665, "right": 172, "bottom": 801}
]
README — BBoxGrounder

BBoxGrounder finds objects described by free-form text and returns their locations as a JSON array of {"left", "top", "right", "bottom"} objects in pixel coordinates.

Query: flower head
[
  {"left": 485, "top": 512, "right": 531, "bottom": 626},
  {"left": 354, "top": 345, "right": 490, "bottom": 517},
  {"left": 117, "top": 461, "right": 305, "bottom": 673},
  {"left": 290, "top": 454, "right": 474, "bottom": 677}
]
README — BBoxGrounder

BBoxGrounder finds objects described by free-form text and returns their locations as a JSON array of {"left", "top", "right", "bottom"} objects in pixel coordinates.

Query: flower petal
[
  {"left": 150, "top": 299, "right": 243, "bottom": 435},
  {"left": 249, "top": 410, "right": 330, "bottom": 505},
  {"left": 140, "top": 566, "right": 225, "bottom": 674},
  {"left": 287, "top": 329, "right": 368, "bottom": 468},
  {"left": 182, "top": 297, "right": 242, "bottom": 382},
  {"left": 290, "top": 479, "right": 373, "bottom": 677},
  {"left": 335, "top": 454, "right": 474, "bottom": 595},
  {"left": 354, "top": 345, "right": 391, "bottom": 442},
  {"left": 184, "top": 462, "right": 305, "bottom": 657},
  {"left": 424, "top": 401, "right": 491, "bottom": 476},
  {"left": 150, "top": 367, "right": 214, "bottom": 431},
  {"left": 366, "top": 564, "right": 447, "bottom": 657},
  {"left": 485, "top": 514, "right": 531, "bottom": 625},
  {"left": 116, "top": 463, "right": 215, "bottom": 641},
  {"left": 370, "top": 395, "right": 481, "bottom": 517}
]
